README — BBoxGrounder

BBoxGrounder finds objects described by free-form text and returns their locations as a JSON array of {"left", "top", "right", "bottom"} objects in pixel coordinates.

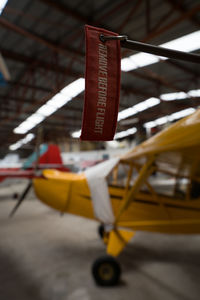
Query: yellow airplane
[{"left": 33, "top": 108, "right": 200, "bottom": 286}]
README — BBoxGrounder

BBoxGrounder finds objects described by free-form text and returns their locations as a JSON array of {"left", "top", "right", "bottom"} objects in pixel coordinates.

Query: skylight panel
[
  {"left": 114, "top": 127, "right": 137, "bottom": 139},
  {"left": 60, "top": 78, "right": 85, "bottom": 98},
  {"left": 9, "top": 133, "right": 35, "bottom": 151},
  {"left": 71, "top": 130, "right": 81, "bottom": 138},
  {"left": 0, "top": 0, "right": 8, "bottom": 14},
  {"left": 144, "top": 108, "right": 195, "bottom": 128},
  {"left": 36, "top": 104, "right": 58, "bottom": 117}
]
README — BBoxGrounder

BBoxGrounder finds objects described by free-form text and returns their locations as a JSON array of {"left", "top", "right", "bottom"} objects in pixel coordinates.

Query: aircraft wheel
[
  {"left": 92, "top": 255, "right": 121, "bottom": 286},
  {"left": 98, "top": 224, "right": 105, "bottom": 239}
]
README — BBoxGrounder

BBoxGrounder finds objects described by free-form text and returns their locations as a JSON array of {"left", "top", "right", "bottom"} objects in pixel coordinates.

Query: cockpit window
[
  {"left": 107, "top": 163, "right": 135, "bottom": 188},
  {"left": 107, "top": 159, "right": 200, "bottom": 202},
  {"left": 139, "top": 170, "right": 191, "bottom": 200}
]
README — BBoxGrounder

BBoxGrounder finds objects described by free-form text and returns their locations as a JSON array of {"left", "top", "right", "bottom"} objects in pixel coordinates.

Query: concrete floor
[{"left": 0, "top": 179, "right": 200, "bottom": 300}]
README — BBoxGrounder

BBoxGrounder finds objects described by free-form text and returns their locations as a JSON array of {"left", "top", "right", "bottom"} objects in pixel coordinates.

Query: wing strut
[{"left": 114, "top": 156, "right": 155, "bottom": 224}]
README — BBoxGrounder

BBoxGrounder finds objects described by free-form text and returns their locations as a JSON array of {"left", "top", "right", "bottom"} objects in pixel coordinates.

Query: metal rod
[
  {"left": 120, "top": 39, "right": 200, "bottom": 64},
  {"left": 99, "top": 34, "right": 128, "bottom": 42}
]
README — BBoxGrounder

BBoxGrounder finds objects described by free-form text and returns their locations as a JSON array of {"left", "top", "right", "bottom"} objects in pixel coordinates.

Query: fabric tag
[{"left": 81, "top": 25, "right": 121, "bottom": 141}]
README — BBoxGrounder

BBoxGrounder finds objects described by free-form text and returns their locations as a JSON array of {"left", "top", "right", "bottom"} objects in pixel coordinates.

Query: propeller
[
  {"left": 9, "top": 128, "right": 43, "bottom": 217},
  {"left": 9, "top": 180, "right": 33, "bottom": 217}
]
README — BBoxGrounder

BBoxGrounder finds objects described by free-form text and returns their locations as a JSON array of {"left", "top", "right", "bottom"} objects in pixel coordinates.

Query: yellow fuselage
[{"left": 33, "top": 170, "right": 200, "bottom": 235}]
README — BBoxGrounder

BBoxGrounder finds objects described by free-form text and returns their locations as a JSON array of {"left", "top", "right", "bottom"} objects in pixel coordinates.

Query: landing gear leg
[{"left": 98, "top": 224, "right": 105, "bottom": 239}]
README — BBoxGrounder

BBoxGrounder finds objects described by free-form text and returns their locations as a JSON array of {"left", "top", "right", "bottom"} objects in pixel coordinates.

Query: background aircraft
[
  {"left": 3, "top": 143, "right": 70, "bottom": 217},
  {"left": 0, "top": 143, "right": 69, "bottom": 183}
]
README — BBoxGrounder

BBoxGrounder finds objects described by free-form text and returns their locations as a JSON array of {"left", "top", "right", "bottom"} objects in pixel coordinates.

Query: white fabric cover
[{"left": 85, "top": 157, "right": 120, "bottom": 224}]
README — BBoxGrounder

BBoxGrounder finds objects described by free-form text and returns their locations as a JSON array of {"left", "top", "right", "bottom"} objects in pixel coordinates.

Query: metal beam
[
  {"left": 38, "top": 0, "right": 112, "bottom": 30},
  {"left": 166, "top": 0, "right": 200, "bottom": 28},
  {"left": 9, "top": 81, "right": 52, "bottom": 92},
  {"left": 0, "top": 18, "right": 83, "bottom": 58},
  {"left": 117, "top": 0, "right": 142, "bottom": 32},
  {"left": 121, "top": 82, "right": 157, "bottom": 98},
  {"left": 38, "top": 0, "right": 91, "bottom": 23},
  {"left": 165, "top": 60, "right": 200, "bottom": 78},
  {"left": 0, "top": 48, "right": 82, "bottom": 77},
  {"left": 142, "top": 3, "right": 200, "bottom": 42}
]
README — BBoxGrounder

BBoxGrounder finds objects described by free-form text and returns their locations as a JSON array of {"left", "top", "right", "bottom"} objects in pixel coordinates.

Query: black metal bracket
[
  {"left": 99, "top": 34, "right": 200, "bottom": 64},
  {"left": 99, "top": 34, "right": 128, "bottom": 43}
]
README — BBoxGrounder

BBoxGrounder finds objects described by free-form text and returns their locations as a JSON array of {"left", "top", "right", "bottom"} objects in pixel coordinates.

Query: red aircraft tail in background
[
  {"left": 39, "top": 144, "right": 62, "bottom": 165},
  {"left": 0, "top": 144, "right": 69, "bottom": 182}
]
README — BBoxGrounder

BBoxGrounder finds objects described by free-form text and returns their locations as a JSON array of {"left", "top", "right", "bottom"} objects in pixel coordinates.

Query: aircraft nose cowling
[
  {"left": 33, "top": 176, "right": 72, "bottom": 212},
  {"left": 33, "top": 170, "right": 90, "bottom": 214}
]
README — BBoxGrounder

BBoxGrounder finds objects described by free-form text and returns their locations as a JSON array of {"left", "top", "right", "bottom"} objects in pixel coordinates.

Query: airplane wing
[
  {"left": 0, "top": 144, "right": 69, "bottom": 182},
  {"left": 122, "top": 109, "right": 200, "bottom": 160},
  {"left": 0, "top": 169, "right": 34, "bottom": 182},
  {"left": 121, "top": 109, "right": 200, "bottom": 178}
]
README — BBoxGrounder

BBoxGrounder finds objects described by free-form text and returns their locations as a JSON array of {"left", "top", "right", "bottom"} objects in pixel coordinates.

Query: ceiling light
[
  {"left": 9, "top": 144, "right": 19, "bottom": 151},
  {"left": 169, "top": 108, "right": 195, "bottom": 121},
  {"left": 134, "top": 101, "right": 148, "bottom": 112},
  {"left": 9, "top": 142, "right": 22, "bottom": 151},
  {"left": 161, "top": 30, "right": 200, "bottom": 53},
  {"left": 118, "top": 97, "right": 160, "bottom": 121},
  {"left": 161, "top": 89, "right": 200, "bottom": 101},
  {"left": 121, "top": 53, "right": 162, "bottom": 72},
  {"left": 120, "top": 117, "right": 139, "bottom": 126},
  {"left": 144, "top": 107, "right": 195, "bottom": 129},
  {"left": 71, "top": 129, "right": 81, "bottom": 138},
  {"left": 118, "top": 107, "right": 137, "bottom": 121},
  {"left": 0, "top": 0, "right": 8, "bottom": 14},
  {"left": 145, "top": 97, "right": 160, "bottom": 107},
  {"left": 13, "top": 115, "right": 44, "bottom": 135},
  {"left": 60, "top": 78, "right": 85, "bottom": 98},
  {"left": 188, "top": 89, "right": 200, "bottom": 98},
  {"left": 13, "top": 78, "right": 85, "bottom": 136},
  {"left": 161, "top": 92, "right": 188, "bottom": 101},
  {"left": 13, "top": 127, "right": 27, "bottom": 134},
  {"left": 36, "top": 104, "right": 58, "bottom": 117},
  {"left": 14, "top": 121, "right": 35, "bottom": 134},
  {"left": 144, "top": 121, "right": 157, "bottom": 129},
  {"left": 9, "top": 133, "right": 35, "bottom": 151},
  {"left": 118, "top": 85, "right": 200, "bottom": 124},
  {"left": 47, "top": 93, "right": 71, "bottom": 108},
  {"left": 106, "top": 141, "right": 121, "bottom": 149},
  {"left": 22, "top": 133, "right": 35, "bottom": 143},
  {"left": 155, "top": 116, "right": 169, "bottom": 125},
  {"left": 114, "top": 127, "right": 137, "bottom": 139},
  {"left": 26, "top": 113, "right": 45, "bottom": 125}
]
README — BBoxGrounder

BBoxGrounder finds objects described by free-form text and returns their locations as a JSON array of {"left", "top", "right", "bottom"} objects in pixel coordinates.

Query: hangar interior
[{"left": 0, "top": 0, "right": 200, "bottom": 299}]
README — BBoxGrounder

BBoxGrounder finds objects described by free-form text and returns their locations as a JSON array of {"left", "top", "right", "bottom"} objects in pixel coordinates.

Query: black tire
[
  {"left": 98, "top": 224, "right": 105, "bottom": 239},
  {"left": 92, "top": 255, "right": 121, "bottom": 286}
]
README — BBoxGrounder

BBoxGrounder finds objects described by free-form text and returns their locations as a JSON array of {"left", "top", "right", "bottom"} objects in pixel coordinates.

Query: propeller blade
[{"left": 9, "top": 180, "right": 32, "bottom": 218}]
